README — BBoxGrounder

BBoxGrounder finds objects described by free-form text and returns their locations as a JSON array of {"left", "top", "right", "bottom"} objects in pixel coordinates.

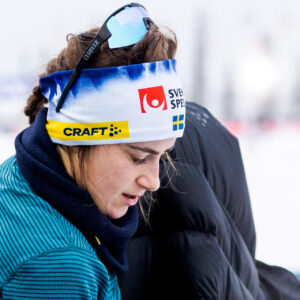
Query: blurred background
[{"left": 0, "top": 0, "right": 299, "bottom": 276}]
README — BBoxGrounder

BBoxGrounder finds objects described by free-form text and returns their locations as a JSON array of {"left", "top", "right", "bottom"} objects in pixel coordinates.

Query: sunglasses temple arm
[
  {"left": 56, "top": 70, "right": 79, "bottom": 112},
  {"left": 56, "top": 26, "right": 111, "bottom": 113}
]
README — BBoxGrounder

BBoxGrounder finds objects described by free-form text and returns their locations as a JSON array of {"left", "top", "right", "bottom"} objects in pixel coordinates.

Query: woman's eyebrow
[{"left": 128, "top": 144, "right": 175, "bottom": 155}]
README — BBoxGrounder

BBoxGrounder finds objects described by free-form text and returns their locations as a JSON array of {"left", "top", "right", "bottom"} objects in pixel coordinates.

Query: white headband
[{"left": 40, "top": 59, "right": 186, "bottom": 146}]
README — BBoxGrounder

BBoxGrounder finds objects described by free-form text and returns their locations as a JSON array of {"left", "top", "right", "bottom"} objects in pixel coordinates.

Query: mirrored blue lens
[{"left": 107, "top": 6, "right": 150, "bottom": 49}]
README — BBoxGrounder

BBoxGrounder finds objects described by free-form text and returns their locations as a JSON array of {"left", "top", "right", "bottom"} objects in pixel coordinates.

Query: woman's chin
[{"left": 107, "top": 206, "right": 129, "bottom": 219}]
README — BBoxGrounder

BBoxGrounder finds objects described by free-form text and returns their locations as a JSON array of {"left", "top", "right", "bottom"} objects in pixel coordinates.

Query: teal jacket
[{"left": 0, "top": 156, "right": 121, "bottom": 299}]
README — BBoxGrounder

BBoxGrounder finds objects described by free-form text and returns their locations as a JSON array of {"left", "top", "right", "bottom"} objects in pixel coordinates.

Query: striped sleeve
[{"left": 1, "top": 247, "right": 120, "bottom": 300}]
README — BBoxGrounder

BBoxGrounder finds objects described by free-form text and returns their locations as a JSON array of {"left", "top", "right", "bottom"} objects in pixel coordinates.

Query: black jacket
[{"left": 118, "top": 102, "right": 300, "bottom": 300}]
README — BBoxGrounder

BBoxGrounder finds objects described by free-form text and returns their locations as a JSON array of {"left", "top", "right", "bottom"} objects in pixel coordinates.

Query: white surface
[{"left": 239, "top": 127, "right": 300, "bottom": 272}]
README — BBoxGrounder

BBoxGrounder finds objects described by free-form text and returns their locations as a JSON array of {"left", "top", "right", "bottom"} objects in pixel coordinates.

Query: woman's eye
[{"left": 131, "top": 155, "right": 147, "bottom": 165}]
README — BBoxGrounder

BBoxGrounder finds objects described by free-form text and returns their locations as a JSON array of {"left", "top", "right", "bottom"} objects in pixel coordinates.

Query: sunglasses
[{"left": 56, "top": 3, "right": 154, "bottom": 112}]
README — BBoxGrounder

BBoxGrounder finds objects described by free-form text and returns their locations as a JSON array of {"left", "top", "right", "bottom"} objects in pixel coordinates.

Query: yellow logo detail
[
  {"left": 46, "top": 120, "right": 130, "bottom": 141},
  {"left": 95, "top": 236, "right": 101, "bottom": 246},
  {"left": 172, "top": 114, "right": 184, "bottom": 131}
]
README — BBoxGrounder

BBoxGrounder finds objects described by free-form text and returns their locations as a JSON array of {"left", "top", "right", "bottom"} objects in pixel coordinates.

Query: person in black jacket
[{"left": 118, "top": 102, "right": 300, "bottom": 300}]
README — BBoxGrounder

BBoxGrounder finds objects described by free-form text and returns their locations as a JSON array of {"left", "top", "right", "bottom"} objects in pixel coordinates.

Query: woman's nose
[{"left": 136, "top": 161, "right": 160, "bottom": 192}]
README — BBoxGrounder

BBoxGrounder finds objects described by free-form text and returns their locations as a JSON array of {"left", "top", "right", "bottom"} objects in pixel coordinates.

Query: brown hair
[{"left": 24, "top": 24, "right": 177, "bottom": 226}]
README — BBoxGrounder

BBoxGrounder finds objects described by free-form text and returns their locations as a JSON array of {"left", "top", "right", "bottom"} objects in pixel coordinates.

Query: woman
[{"left": 0, "top": 3, "right": 185, "bottom": 299}]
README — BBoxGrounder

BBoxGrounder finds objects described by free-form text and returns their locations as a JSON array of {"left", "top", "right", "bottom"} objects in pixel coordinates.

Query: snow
[
  {"left": 239, "top": 125, "right": 300, "bottom": 273},
  {"left": 0, "top": 133, "right": 15, "bottom": 163}
]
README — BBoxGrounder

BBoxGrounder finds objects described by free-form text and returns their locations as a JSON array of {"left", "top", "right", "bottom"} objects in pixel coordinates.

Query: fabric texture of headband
[{"left": 40, "top": 59, "right": 186, "bottom": 146}]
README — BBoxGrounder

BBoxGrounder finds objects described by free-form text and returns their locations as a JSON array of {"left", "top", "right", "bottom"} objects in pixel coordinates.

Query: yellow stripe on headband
[{"left": 46, "top": 120, "right": 130, "bottom": 141}]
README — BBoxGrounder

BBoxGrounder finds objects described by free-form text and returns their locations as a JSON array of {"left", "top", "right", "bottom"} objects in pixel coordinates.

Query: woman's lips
[{"left": 122, "top": 193, "right": 139, "bottom": 206}]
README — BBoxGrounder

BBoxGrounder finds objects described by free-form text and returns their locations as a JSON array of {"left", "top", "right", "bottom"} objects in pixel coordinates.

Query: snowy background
[{"left": 0, "top": 0, "right": 299, "bottom": 275}]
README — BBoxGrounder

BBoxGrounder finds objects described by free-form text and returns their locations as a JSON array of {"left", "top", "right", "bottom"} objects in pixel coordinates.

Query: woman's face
[{"left": 83, "top": 138, "right": 176, "bottom": 219}]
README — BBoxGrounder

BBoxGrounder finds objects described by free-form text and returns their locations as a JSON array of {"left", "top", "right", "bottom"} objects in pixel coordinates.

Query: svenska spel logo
[{"left": 138, "top": 86, "right": 168, "bottom": 113}]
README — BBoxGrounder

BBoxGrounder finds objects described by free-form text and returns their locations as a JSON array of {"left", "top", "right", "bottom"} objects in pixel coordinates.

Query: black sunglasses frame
[{"left": 56, "top": 3, "right": 152, "bottom": 112}]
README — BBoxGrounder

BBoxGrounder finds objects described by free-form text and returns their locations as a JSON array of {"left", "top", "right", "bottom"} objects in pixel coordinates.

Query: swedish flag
[{"left": 173, "top": 114, "right": 184, "bottom": 131}]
